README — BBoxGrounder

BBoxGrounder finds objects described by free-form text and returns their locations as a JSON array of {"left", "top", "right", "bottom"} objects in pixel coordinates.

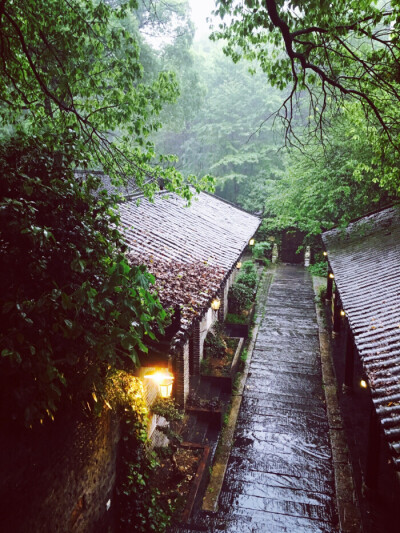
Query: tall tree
[
  {"left": 212, "top": 1, "right": 400, "bottom": 150},
  {"left": 263, "top": 102, "right": 395, "bottom": 236},
  {"left": 0, "top": 0, "right": 211, "bottom": 426},
  {"left": 154, "top": 38, "right": 285, "bottom": 211},
  {"left": 0, "top": 0, "right": 209, "bottom": 195}
]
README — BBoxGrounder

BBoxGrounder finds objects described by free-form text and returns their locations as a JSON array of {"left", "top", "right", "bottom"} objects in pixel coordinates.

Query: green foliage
[
  {"left": 228, "top": 283, "right": 253, "bottom": 314},
  {"left": 241, "top": 260, "right": 257, "bottom": 275},
  {"left": 204, "top": 324, "right": 226, "bottom": 359},
  {"left": 252, "top": 241, "right": 272, "bottom": 260},
  {"left": 236, "top": 271, "right": 257, "bottom": 290},
  {"left": 153, "top": 39, "right": 285, "bottom": 211},
  {"left": 108, "top": 371, "right": 173, "bottom": 532},
  {"left": 0, "top": 0, "right": 210, "bottom": 197},
  {"left": 239, "top": 348, "right": 248, "bottom": 373},
  {"left": 225, "top": 313, "right": 248, "bottom": 325},
  {"left": 211, "top": 0, "right": 400, "bottom": 160},
  {"left": 0, "top": 137, "right": 167, "bottom": 426},
  {"left": 0, "top": 1, "right": 216, "bottom": 427},
  {"left": 308, "top": 262, "right": 328, "bottom": 278},
  {"left": 151, "top": 398, "right": 183, "bottom": 422},
  {"left": 256, "top": 220, "right": 280, "bottom": 245},
  {"left": 263, "top": 105, "right": 397, "bottom": 237}
]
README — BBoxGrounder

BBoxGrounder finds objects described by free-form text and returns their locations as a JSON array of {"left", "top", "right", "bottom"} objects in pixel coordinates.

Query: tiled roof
[
  {"left": 322, "top": 206, "right": 400, "bottom": 468},
  {"left": 119, "top": 191, "right": 260, "bottom": 271},
  {"left": 119, "top": 191, "right": 260, "bottom": 344},
  {"left": 127, "top": 253, "right": 225, "bottom": 346}
]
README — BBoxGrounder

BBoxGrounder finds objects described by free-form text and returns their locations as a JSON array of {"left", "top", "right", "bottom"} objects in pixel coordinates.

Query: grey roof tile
[{"left": 322, "top": 206, "right": 400, "bottom": 468}]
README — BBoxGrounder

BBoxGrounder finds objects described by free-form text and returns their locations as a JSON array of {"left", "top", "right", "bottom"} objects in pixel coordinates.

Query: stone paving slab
[{"left": 209, "top": 264, "right": 339, "bottom": 532}]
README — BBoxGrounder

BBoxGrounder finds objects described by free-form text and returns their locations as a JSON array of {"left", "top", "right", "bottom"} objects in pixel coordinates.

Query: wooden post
[
  {"left": 326, "top": 269, "right": 333, "bottom": 301},
  {"left": 192, "top": 321, "right": 201, "bottom": 375},
  {"left": 332, "top": 289, "right": 341, "bottom": 335},
  {"left": 365, "top": 407, "right": 381, "bottom": 490},
  {"left": 217, "top": 287, "right": 225, "bottom": 323},
  {"left": 343, "top": 323, "right": 354, "bottom": 392}
]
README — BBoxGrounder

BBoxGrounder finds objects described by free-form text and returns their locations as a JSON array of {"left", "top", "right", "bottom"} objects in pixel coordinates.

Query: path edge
[
  {"left": 312, "top": 276, "right": 363, "bottom": 533},
  {"left": 201, "top": 268, "right": 275, "bottom": 513}
]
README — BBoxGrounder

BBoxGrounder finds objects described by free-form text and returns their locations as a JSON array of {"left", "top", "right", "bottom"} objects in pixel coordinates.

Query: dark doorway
[{"left": 280, "top": 230, "right": 305, "bottom": 263}]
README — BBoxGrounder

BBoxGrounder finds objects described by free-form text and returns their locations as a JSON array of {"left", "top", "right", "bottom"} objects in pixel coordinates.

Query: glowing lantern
[
  {"left": 144, "top": 369, "right": 174, "bottom": 398},
  {"left": 236, "top": 261, "right": 242, "bottom": 269},
  {"left": 340, "top": 310, "right": 346, "bottom": 317},
  {"left": 211, "top": 298, "right": 221, "bottom": 311},
  {"left": 360, "top": 379, "right": 368, "bottom": 389},
  {"left": 323, "top": 251, "right": 328, "bottom": 257},
  {"left": 329, "top": 273, "right": 335, "bottom": 279},
  {"left": 249, "top": 238, "right": 255, "bottom": 246}
]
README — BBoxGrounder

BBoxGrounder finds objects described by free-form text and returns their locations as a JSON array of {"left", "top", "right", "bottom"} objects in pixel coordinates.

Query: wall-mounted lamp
[
  {"left": 329, "top": 273, "right": 335, "bottom": 279},
  {"left": 249, "top": 238, "right": 255, "bottom": 246},
  {"left": 236, "top": 261, "right": 242, "bottom": 270},
  {"left": 211, "top": 298, "right": 221, "bottom": 311},
  {"left": 340, "top": 310, "right": 346, "bottom": 317},
  {"left": 323, "top": 251, "right": 328, "bottom": 257},
  {"left": 360, "top": 379, "right": 368, "bottom": 389},
  {"left": 144, "top": 369, "right": 174, "bottom": 398}
]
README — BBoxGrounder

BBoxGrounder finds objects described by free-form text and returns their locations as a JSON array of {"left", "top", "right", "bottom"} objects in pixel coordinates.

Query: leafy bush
[
  {"left": 228, "top": 283, "right": 253, "bottom": 313},
  {"left": 308, "top": 261, "right": 328, "bottom": 277},
  {"left": 236, "top": 271, "right": 257, "bottom": 289},
  {"left": 0, "top": 138, "right": 167, "bottom": 426},
  {"left": 204, "top": 324, "right": 226, "bottom": 358},
  {"left": 241, "top": 260, "right": 257, "bottom": 275},
  {"left": 151, "top": 398, "right": 184, "bottom": 422},
  {"left": 252, "top": 241, "right": 272, "bottom": 259}
]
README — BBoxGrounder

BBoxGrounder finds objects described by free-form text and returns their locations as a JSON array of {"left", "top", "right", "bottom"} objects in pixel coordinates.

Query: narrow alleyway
[{"left": 200, "top": 264, "right": 339, "bottom": 532}]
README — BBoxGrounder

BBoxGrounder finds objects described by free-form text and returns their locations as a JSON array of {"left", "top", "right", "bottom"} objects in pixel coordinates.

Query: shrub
[
  {"left": 0, "top": 138, "right": 167, "bottom": 427},
  {"left": 236, "top": 271, "right": 257, "bottom": 289},
  {"left": 204, "top": 324, "right": 226, "bottom": 358},
  {"left": 241, "top": 260, "right": 257, "bottom": 275},
  {"left": 308, "top": 261, "right": 328, "bottom": 277},
  {"left": 228, "top": 283, "right": 253, "bottom": 313},
  {"left": 252, "top": 241, "right": 272, "bottom": 259}
]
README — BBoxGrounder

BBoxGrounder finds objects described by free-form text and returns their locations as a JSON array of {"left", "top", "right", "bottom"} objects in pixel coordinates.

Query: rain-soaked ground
[{"left": 197, "top": 264, "right": 339, "bottom": 532}]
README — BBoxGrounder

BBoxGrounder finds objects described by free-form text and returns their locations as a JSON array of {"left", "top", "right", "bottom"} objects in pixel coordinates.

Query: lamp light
[
  {"left": 211, "top": 298, "right": 221, "bottom": 311},
  {"left": 360, "top": 379, "right": 368, "bottom": 389},
  {"left": 144, "top": 369, "right": 174, "bottom": 398},
  {"left": 340, "top": 310, "right": 346, "bottom": 317},
  {"left": 329, "top": 273, "right": 334, "bottom": 279},
  {"left": 236, "top": 261, "right": 242, "bottom": 270},
  {"left": 323, "top": 251, "right": 328, "bottom": 257},
  {"left": 249, "top": 238, "right": 255, "bottom": 246}
]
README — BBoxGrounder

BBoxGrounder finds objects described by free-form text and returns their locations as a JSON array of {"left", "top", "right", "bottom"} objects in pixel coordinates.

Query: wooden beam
[
  {"left": 332, "top": 289, "right": 341, "bottom": 334},
  {"left": 344, "top": 322, "right": 354, "bottom": 391},
  {"left": 365, "top": 407, "right": 381, "bottom": 490},
  {"left": 326, "top": 268, "right": 333, "bottom": 301}
]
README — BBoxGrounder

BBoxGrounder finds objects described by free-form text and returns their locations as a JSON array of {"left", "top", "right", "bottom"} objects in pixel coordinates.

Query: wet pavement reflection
[{"left": 213, "top": 265, "right": 339, "bottom": 532}]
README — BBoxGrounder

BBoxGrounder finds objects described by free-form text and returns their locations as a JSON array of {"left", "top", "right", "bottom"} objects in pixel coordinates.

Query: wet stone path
[{"left": 209, "top": 264, "right": 339, "bottom": 532}]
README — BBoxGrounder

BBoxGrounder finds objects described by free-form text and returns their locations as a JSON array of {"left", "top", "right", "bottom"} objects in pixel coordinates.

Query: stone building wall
[
  {"left": 0, "top": 408, "right": 120, "bottom": 533},
  {"left": 198, "top": 307, "right": 218, "bottom": 364},
  {"left": 222, "top": 269, "right": 236, "bottom": 318},
  {"left": 174, "top": 340, "right": 190, "bottom": 406}
]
